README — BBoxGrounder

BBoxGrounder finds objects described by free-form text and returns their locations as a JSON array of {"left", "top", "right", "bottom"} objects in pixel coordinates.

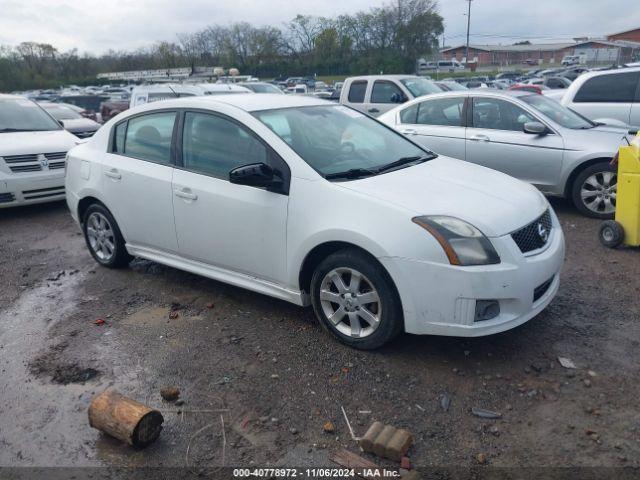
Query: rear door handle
[
  {"left": 104, "top": 168, "right": 121, "bottom": 180},
  {"left": 469, "top": 134, "right": 490, "bottom": 142},
  {"left": 174, "top": 188, "right": 198, "bottom": 201},
  {"left": 401, "top": 128, "right": 417, "bottom": 135},
  {"left": 368, "top": 108, "right": 380, "bottom": 114}
]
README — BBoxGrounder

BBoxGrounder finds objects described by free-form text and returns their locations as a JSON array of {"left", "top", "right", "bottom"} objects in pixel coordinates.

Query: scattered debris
[
  {"left": 206, "top": 302, "right": 215, "bottom": 309},
  {"left": 323, "top": 421, "right": 336, "bottom": 434},
  {"left": 440, "top": 394, "right": 451, "bottom": 412},
  {"left": 88, "top": 389, "right": 163, "bottom": 448},
  {"left": 330, "top": 449, "right": 379, "bottom": 479},
  {"left": 588, "top": 370, "right": 597, "bottom": 377},
  {"left": 415, "top": 404, "right": 425, "bottom": 412},
  {"left": 360, "top": 421, "right": 413, "bottom": 461},
  {"left": 270, "top": 373, "right": 280, "bottom": 379},
  {"left": 476, "top": 453, "right": 487, "bottom": 464},
  {"left": 583, "top": 379, "right": 592, "bottom": 388},
  {"left": 168, "top": 311, "right": 179, "bottom": 320},
  {"left": 558, "top": 357, "right": 577, "bottom": 369},
  {"left": 93, "top": 318, "right": 105, "bottom": 326},
  {"left": 160, "top": 386, "right": 180, "bottom": 402},
  {"left": 471, "top": 407, "right": 502, "bottom": 419},
  {"left": 46, "top": 270, "right": 66, "bottom": 281},
  {"left": 341, "top": 405, "right": 358, "bottom": 442},
  {"left": 400, "top": 456, "right": 411, "bottom": 470}
]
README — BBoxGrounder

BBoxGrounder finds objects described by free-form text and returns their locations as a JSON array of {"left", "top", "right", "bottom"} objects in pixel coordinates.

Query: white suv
[
  {"left": 0, "top": 95, "right": 79, "bottom": 208},
  {"left": 560, "top": 67, "right": 640, "bottom": 126},
  {"left": 65, "top": 94, "right": 564, "bottom": 349}
]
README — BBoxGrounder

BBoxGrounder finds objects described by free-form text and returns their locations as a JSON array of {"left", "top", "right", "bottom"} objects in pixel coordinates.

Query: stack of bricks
[{"left": 359, "top": 421, "right": 413, "bottom": 462}]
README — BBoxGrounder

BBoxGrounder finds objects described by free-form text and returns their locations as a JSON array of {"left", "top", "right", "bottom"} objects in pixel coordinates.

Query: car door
[
  {"left": 343, "top": 80, "right": 368, "bottom": 114},
  {"left": 465, "top": 96, "right": 564, "bottom": 192},
  {"left": 364, "top": 80, "right": 407, "bottom": 117},
  {"left": 172, "top": 110, "right": 289, "bottom": 284},
  {"left": 101, "top": 110, "right": 179, "bottom": 252},
  {"left": 395, "top": 96, "right": 467, "bottom": 160}
]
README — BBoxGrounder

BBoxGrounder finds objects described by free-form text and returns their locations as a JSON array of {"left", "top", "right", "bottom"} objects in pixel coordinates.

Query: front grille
[
  {"left": 3, "top": 154, "right": 38, "bottom": 164},
  {"left": 511, "top": 209, "right": 553, "bottom": 254},
  {"left": 533, "top": 276, "right": 554, "bottom": 302},
  {"left": 0, "top": 192, "right": 15, "bottom": 203},
  {"left": 48, "top": 161, "right": 66, "bottom": 170},
  {"left": 44, "top": 152, "right": 67, "bottom": 160},
  {"left": 10, "top": 164, "right": 42, "bottom": 173}
]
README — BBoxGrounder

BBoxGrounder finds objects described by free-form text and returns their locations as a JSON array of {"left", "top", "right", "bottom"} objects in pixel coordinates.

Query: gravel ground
[{"left": 0, "top": 199, "right": 639, "bottom": 478}]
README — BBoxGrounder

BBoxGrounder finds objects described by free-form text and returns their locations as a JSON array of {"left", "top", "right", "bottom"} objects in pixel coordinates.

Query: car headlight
[{"left": 412, "top": 216, "right": 500, "bottom": 266}]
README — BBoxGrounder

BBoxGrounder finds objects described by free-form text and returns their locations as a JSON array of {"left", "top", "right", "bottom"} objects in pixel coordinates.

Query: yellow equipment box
[{"left": 599, "top": 132, "right": 640, "bottom": 248}]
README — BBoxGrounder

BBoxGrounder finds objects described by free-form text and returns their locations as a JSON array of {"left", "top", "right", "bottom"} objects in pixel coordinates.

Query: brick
[
  {"left": 359, "top": 421, "right": 384, "bottom": 453},
  {"left": 400, "top": 456, "right": 411, "bottom": 470},
  {"left": 372, "top": 425, "right": 396, "bottom": 458},
  {"left": 385, "top": 429, "right": 413, "bottom": 461}
]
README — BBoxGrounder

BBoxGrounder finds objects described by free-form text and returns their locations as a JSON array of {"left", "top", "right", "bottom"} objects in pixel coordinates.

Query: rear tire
[
  {"left": 599, "top": 220, "right": 624, "bottom": 248},
  {"left": 82, "top": 204, "right": 132, "bottom": 268},
  {"left": 571, "top": 162, "right": 617, "bottom": 219},
  {"left": 310, "top": 249, "right": 403, "bottom": 350}
]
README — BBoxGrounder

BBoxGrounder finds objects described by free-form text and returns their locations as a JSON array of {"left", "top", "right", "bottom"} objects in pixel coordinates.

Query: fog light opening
[{"left": 474, "top": 300, "right": 500, "bottom": 322}]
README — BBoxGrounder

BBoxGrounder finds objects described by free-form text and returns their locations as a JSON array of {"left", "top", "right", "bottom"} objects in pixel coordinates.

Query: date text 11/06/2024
[{"left": 232, "top": 468, "right": 401, "bottom": 477}]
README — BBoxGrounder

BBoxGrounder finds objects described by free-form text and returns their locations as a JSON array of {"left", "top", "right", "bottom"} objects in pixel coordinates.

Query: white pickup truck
[{"left": 339, "top": 75, "right": 442, "bottom": 116}]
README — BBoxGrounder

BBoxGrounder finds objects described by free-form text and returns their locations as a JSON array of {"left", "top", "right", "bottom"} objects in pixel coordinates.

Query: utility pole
[{"left": 465, "top": 0, "right": 473, "bottom": 69}]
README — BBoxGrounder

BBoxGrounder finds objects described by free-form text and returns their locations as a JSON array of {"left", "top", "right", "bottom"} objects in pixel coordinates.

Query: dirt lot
[{"left": 0, "top": 199, "right": 639, "bottom": 478}]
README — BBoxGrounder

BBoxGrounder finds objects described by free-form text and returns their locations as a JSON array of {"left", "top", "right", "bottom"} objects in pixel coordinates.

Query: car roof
[
  {"left": 346, "top": 74, "right": 423, "bottom": 81},
  {"left": 139, "top": 93, "right": 331, "bottom": 113},
  {"left": 0, "top": 93, "right": 29, "bottom": 101}
]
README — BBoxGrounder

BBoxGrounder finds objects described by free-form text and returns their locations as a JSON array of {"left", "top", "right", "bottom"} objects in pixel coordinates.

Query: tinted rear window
[
  {"left": 574, "top": 72, "right": 639, "bottom": 103},
  {"left": 347, "top": 81, "right": 367, "bottom": 103}
]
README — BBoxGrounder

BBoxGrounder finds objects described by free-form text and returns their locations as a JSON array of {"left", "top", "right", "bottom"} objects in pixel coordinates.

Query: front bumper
[
  {"left": 380, "top": 211, "right": 565, "bottom": 337},
  {"left": 0, "top": 171, "right": 66, "bottom": 208}
]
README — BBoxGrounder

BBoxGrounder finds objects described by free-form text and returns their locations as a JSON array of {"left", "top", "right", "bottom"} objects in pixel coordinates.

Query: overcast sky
[{"left": 0, "top": 0, "right": 639, "bottom": 54}]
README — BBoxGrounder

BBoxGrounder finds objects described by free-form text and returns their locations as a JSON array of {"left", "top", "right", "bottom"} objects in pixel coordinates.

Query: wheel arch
[
  {"left": 564, "top": 157, "right": 615, "bottom": 198},
  {"left": 78, "top": 196, "right": 109, "bottom": 225}
]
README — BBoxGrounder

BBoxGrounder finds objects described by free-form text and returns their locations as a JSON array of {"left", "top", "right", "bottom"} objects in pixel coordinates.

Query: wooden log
[{"left": 88, "top": 389, "right": 163, "bottom": 448}]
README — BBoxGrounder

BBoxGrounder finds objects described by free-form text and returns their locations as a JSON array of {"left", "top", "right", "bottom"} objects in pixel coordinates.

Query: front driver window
[
  {"left": 472, "top": 98, "right": 536, "bottom": 132},
  {"left": 182, "top": 112, "right": 268, "bottom": 179}
]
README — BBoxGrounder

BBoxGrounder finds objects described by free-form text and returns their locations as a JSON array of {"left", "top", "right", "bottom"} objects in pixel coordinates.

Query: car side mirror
[
  {"left": 523, "top": 121, "right": 549, "bottom": 135},
  {"left": 229, "top": 163, "right": 283, "bottom": 191}
]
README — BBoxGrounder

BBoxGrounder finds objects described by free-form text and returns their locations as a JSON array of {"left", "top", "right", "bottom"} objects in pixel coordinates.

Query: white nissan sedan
[{"left": 65, "top": 94, "right": 565, "bottom": 349}]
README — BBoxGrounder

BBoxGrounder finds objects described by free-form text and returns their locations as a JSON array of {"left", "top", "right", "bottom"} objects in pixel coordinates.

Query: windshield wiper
[
  {"left": 375, "top": 154, "right": 433, "bottom": 174},
  {"left": 325, "top": 168, "right": 378, "bottom": 180}
]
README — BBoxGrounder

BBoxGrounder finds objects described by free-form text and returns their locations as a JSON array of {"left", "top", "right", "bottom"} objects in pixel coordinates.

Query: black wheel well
[
  {"left": 77, "top": 196, "right": 107, "bottom": 224},
  {"left": 564, "top": 157, "right": 614, "bottom": 198}
]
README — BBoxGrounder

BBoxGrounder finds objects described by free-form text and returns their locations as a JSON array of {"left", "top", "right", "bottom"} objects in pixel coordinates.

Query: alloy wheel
[
  {"left": 86, "top": 212, "right": 116, "bottom": 262},
  {"left": 580, "top": 171, "right": 616, "bottom": 215},
  {"left": 319, "top": 267, "right": 381, "bottom": 338}
]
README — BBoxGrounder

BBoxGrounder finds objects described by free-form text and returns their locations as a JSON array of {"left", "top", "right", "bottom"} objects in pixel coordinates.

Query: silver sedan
[{"left": 378, "top": 90, "right": 631, "bottom": 218}]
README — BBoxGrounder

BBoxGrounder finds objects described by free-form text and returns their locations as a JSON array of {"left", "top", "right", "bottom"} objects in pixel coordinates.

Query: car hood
[
  {"left": 0, "top": 129, "right": 78, "bottom": 156},
  {"left": 336, "top": 156, "right": 547, "bottom": 237},
  {"left": 60, "top": 118, "right": 100, "bottom": 131}
]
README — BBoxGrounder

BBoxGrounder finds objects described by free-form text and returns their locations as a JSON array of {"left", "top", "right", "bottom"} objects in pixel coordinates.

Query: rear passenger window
[
  {"left": 123, "top": 112, "right": 176, "bottom": 164},
  {"left": 348, "top": 81, "right": 367, "bottom": 103},
  {"left": 574, "top": 72, "right": 640, "bottom": 103},
  {"left": 399, "top": 103, "right": 419, "bottom": 124},
  {"left": 417, "top": 98, "right": 465, "bottom": 127},
  {"left": 182, "top": 112, "right": 268, "bottom": 179},
  {"left": 113, "top": 121, "right": 126, "bottom": 153}
]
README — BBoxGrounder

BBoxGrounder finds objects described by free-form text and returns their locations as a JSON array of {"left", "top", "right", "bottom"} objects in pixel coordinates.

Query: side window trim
[
  {"left": 178, "top": 108, "right": 291, "bottom": 195},
  {"left": 108, "top": 109, "right": 179, "bottom": 166}
]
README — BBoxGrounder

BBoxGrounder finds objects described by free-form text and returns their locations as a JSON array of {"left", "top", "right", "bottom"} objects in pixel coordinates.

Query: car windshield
[
  {"left": 0, "top": 98, "right": 61, "bottom": 132},
  {"left": 253, "top": 105, "right": 434, "bottom": 179},
  {"left": 400, "top": 78, "right": 442, "bottom": 97},
  {"left": 44, "top": 105, "right": 83, "bottom": 120},
  {"left": 521, "top": 94, "right": 593, "bottom": 129},
  {"left": 442, "top": 82, "right": 468, "bottom": 91}
]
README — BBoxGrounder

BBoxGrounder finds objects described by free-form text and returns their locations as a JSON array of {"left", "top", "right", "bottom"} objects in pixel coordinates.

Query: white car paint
[
  {"left": 65, "top": 94, "right": 564, "bottom": 342},
  {"left": 130, "top": 83, "right": 252, "bottom": 108},
  {"left": 0, "top": 95, "right": 79, "bottom": 208}
]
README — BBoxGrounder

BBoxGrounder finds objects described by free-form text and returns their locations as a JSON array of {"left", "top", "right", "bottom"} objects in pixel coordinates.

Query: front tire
[
  {"left": 82, "top": 204, "right": 132, "bottom": 268},
  {"left": 310, "top": 249, "right": 403, "bottom": 350},
  {"left": 571, "top": 162, "right": 617, "bottom": 219}
]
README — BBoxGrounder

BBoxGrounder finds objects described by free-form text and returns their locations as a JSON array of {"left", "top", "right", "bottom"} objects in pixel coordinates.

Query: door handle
[
  {"left": 469, "top": 134, "right": 490, "bottom": 142},
  {"left": 104, "top": 169, "right": 121, "bottom": 180},
  {"left": 401, "top": 128, "right": 417, "bottom": 135},
  {"left": 368, "top": 108, "right": 380, "bottom": 114},
  {"left": 174, "top": 188, "right": 198, "bottom": 201}
]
